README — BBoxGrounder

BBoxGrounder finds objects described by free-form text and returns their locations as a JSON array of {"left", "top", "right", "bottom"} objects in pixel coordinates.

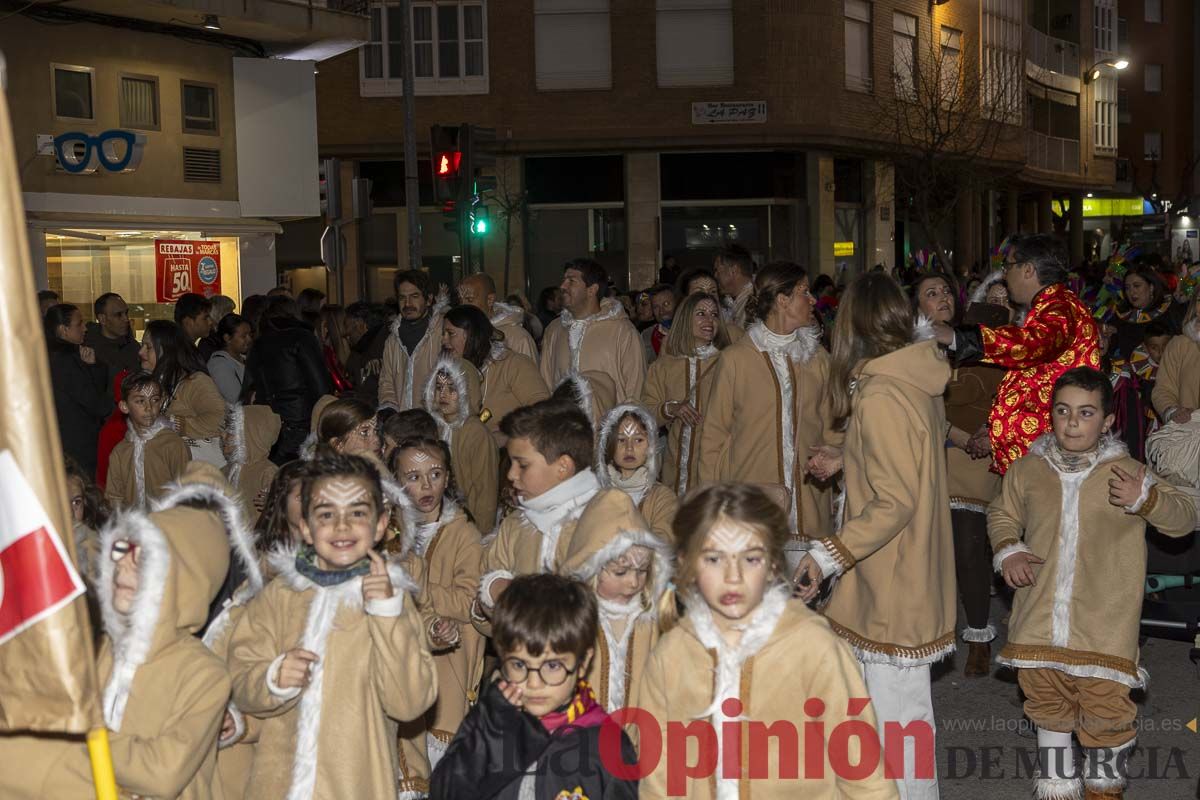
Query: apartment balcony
[
  {"left": 1026, "top": 130, "right": 1080, "bottom": 174},
  {"left": 54, "top": 0, "right": 368, "bottom": 59},
  {"left": 1025, "top": 26, "right": 1081, "bottom": 93}
]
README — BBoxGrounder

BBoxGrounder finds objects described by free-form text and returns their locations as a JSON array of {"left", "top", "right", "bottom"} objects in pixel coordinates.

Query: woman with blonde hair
[
  {"left": 695, "top": 262, "right": 838, "bottom": 566},
  {"left": 641, "top": 291, "right": 731, "bottom": 495},
  {"left": 796, "top": 270, "right": 954, "bottom": 800}
]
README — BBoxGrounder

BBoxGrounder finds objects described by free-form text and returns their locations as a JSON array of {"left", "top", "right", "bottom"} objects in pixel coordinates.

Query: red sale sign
[{"left": 155, "top": 239, "right": 222, "bottom": 302}]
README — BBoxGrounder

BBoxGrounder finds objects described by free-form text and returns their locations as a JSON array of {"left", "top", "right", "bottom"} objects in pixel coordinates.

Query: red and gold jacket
[{"left": 963, "top": 284, "right": 1100, "bottom": 474}]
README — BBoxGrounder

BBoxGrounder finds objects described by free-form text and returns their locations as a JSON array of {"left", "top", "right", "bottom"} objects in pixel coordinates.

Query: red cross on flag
[{"left": 0, "top": 450, "right": 85, "bottom": 646}]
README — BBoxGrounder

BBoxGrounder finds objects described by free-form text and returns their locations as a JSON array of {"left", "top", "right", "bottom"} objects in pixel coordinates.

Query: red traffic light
[{"left": 436, "top": 150, "right": 462, "bottom": 177}]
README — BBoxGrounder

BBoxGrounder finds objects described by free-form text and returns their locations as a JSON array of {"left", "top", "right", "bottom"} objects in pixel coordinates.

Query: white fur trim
[
  {"left": 266, "top": 652, "right": 302, "bottom": 699},
  {"left": 851, "top": 639, "right": 956, "bottom": 668},
  {"left": 423, "top": 354, "right": 471, "bottom": 440},
  {"left": 993, "top": 540, "right": 1035, "bottom": 574},
  {"left": 949, "top": 498, "right": 990, "bottom": 515},
  {"left": 298, "top": 431, "right": 318, "bottom": 461},
  {"left": 365, "top": 592, "right": 406, "bottom": 617},
  {"left": 1185, "top": 317, "right": 1200, "bottom": 345},
  {"left": 960, "top": 624, "right": 996, "bottom": 643},
  {"left": 490, "top": 301, "right": 524, "bottom": 328},
  {"left": 380, "top": 474, "right": 416, "bottom": 516},
  {"left": 971, "top": 269, "right": 1007, "bottom": 305},
  {"left": 224, "top": 403, "right": 247, "bottom": 489},
  {"left": 674, "top": 354, "right": 707, "bottom": 495},
  {"left": 556, "top": 371, "right": 596, "bottom": 425},
  {"left": 97, "top": 509, "right": 171, "bottom": 731},
  {"left": 560, "top": 298, "right": 624, "bottom": 372},
  {"left": 807, "top": 540, "right": 842, "bottom": 579},
  {"left": 571, "top": 528, "right": 673, "bottom": 621},
  {"left": 426, "top": 733, "right": 449, "bottom": 771},
  {"left": 1034, "top": 777, "right": 1083, "bottom": 800},
  {"left": 912, "top": 313, "right": 936, "bottom": 343},
  {"left": 478, "top": 569, "right": 514, "bottom": 608},
  {"left": 1083, "top": 738, "right": 1135, "bottom": 792},
  {"left": 398, "top": 791, "right": 424, "bottom": 800},
  {"left": 218, "top": 703, "right": 247, "bottom": 749},
  {"left": 684, "top": 584, "right": 789, "bottom": 800},
  {"left": 1125, "top": 473, "right": 1155, "bottom": 513},
  {"left": 746, "top": 322, "right": 806, "bottom": 532},
  {"left": 597, "top": 596, "right": 641, "bottom": 712},
  {"left": 127, "top": 417, "right": 173, "bottom": 508},
  {"left": 391, "top": 289, "right": 450, "bottom": 409},
  {"left": 595, "top": 403, "right": 661, "bottom": 491},
  {"left": 996, "top": 654, "right": 1145, "bottom": 688}
]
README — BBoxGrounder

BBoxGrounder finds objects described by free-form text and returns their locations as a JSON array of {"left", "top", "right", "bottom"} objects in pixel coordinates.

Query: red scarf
[{"left": 538, "top": 680, "right": 606, "bottom": 733}]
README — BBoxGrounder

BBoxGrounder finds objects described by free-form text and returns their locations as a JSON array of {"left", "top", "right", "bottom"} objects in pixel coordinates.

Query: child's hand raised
[
  {"left": 498, "top": 679, "right": 524, "bottom": 708},
  {"left": 276, "top": 648, "right": 319, "bottom": 689},
  {"left": 362, "top": 550, "right": 394, "bottom": 603},
  {"left": 1001, "top": 551, "right": 1045, "bottom": 589},
  {"left": 1108, "top": 464, "right": 1147, "bottom": 509}
]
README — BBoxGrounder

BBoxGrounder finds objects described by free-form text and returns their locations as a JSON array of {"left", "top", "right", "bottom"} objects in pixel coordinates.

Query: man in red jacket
[{"left": 934, "top": 234, "right": 1101, "bottom": 473}]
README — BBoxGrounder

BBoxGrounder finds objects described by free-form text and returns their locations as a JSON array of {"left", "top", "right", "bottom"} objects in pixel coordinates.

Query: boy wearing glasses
[{"left": 431, "top": 573, "right": 638, "bottom": 799}]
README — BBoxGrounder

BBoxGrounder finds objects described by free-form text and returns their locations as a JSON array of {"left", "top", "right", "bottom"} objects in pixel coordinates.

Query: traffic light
[
  {"left": 430, "top": 125, "right": 465, "bottom": 204},
  {"left": 441, "top": 200, "right": 460, "bottom": 233},
  {"left": 461, "top": 125, "right": 496, "bottom": 193},
  {"left": 319, "top": 157, "right": 341, "bottom": 220},
  {"left": 469, "top": 202, "right": 489, "bottom": 236}
]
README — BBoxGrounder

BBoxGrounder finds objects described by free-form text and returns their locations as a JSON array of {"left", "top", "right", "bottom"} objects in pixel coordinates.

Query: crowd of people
[{"left": 12, "top": 233, "right": 1200, "bottom": 800}]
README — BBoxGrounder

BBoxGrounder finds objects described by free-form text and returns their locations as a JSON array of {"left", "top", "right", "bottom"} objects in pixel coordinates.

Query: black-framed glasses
[{"left": 501, "top": 656, "right": 577, "bottom": 686}]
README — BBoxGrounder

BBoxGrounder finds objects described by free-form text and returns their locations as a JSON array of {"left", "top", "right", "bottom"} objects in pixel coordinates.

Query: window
[
  {"left": 1144, "top": 63, "right": 1162, "bottom": 92},
  {"left": 52, "top": 64, "right": 94, "bottom": 122},
  {"left": 844, "top": 0, "right": 872, "bottom": 92},
  {"left": 534, "top": 0, "right": 611, "bottom": 91},
  {"left": 1145, "top": 0, "right": 1161, "bottom": 23},
  {"left": 892, "top": 13, "right": 917, "bottom": 99},
  {"left": 360, "top": 1, "right": 488, "bottom": 96},
  {"left": 982, "top": 0, "right": 1021, "bottom": 120},
  {"left": 1094, "top": 76, "right": 1117, "bottom": 153},
  {"left": 656, "top": 0, "right": 733, "bottom": 88},
  {"left": 1144, "top": 131, "right": 1162, "bottom": 161},
  {"left": 181, "top": 81, "right": 218, "bottom": 134},
  {"left": 939, "top": 27, "right": 962, "bottom": 102},
  {"left": 119, "top": 75, "right": 159, "bottom": 130},
  {"left": 1094, "top": 0, "right": 1115, "bottom": 53}
]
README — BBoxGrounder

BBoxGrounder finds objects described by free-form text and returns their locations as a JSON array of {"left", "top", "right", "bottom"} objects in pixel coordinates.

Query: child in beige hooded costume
[
  {"left": 223, "top": 402, "right": 282, "bottom": 522},
  {"left": 594, "top": 402, "right": 678, "bottom": 545}
]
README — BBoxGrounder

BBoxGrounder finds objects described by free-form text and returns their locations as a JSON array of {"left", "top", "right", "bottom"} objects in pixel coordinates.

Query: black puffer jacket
[
  {"left": 47, "top": 339, "right": 114, "bottom": 478},
  {"left": 244, "top": 316, "right": 332, "bottom": 461}
]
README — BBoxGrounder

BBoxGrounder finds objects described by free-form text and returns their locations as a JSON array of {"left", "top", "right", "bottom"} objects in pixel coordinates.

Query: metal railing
[
  {"left": 1027, "top": 130, "right": 1080, "bottom": 173},
  {"left": 1026, "top": 26, "right": 1079, "bottom": 78}
]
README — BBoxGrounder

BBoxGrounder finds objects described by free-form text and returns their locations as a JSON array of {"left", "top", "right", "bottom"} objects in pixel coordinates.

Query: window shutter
[
  {"left": 656, "top": 0, "right": 733, "bottom": 88},
  {"left": 535, "top": 0, "right": 611, "bottom": 90}
]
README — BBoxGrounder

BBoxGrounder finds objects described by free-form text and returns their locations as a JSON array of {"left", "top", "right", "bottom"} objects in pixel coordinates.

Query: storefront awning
[{"left": 26, "top": 212, "right": 282, "bottom": 236}]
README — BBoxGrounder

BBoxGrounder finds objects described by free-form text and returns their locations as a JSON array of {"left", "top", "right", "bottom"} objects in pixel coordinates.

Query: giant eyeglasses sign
[
  {"left": 155, "top": 239, "right": 222, "bottom": 303},
  {"left": 53, "top": 130, "right": 146, "bottom": 174}
]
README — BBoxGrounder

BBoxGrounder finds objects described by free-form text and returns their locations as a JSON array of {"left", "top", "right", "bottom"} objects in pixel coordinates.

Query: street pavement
[{"left": 932, "top": 595, "right": 1200, "bottom": 799}]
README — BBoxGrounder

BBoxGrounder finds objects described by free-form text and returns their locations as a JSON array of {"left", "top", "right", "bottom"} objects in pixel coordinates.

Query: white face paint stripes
[
  {"left": 315, "top": 478, "right": 370, "bottom": 509},
  {"left": 705, "top": 521, "right": 760, "bottom": 556},
  {"left": 619, "top": 420, "right": 644, "bottom": 438}
]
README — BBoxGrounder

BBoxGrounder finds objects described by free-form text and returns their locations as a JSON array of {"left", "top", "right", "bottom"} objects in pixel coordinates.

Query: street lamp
[
  {"left": 1084, "top": 57, "right": 1129, "bottom": 84},
  {"left": 201, "top": 14, "right": 221, "bottom": 30}
]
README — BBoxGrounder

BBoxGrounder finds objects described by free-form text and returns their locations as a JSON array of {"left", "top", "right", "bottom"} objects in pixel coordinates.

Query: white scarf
[
  {"left": 127, "top": 417, "right": 173, "bottom": 509},
  {"left": 684, "top": 585, "right": 789, "bottom": 800},
  {"left": 597, "top": 595, "right": 643, "bottom": 712},
  {"left": 519, "top": 469, "right": 600, "bottom": 570},
  {"left": 746, "top": 322, "right": 819, "bottom": 532},
  {"left": 605, "top": 464, "right": 651, "bottom": 507},
  {"left": 560, "top": 301, "right": 622, "bottom": 372},
  {"left": 411, "top": 498, "right": 460, "bottom": 559},
  {"left": 676, "top": 344, "right": 720, "bottom": 495}
]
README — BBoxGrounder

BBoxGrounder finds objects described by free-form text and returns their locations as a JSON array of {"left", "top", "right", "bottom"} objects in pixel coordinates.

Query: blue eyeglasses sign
[{"left": 53, "top": 130, "right": 146, "bottom": 175}]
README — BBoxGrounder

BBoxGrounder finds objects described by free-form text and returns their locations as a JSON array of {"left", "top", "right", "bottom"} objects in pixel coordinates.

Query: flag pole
[{"left": 87, "top": 730, "right": 118, "bottom": 800}]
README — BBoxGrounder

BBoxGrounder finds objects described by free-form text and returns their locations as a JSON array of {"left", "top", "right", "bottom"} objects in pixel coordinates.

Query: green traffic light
[{"left": 472, "top": 218, "right": 489, "bottom": 235}]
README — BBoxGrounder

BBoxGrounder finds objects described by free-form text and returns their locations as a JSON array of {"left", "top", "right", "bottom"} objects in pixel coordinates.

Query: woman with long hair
[
  {"left": 796, "top": 271, "right": 954, "bottom": 799},
  {"left": 44, "top": 303, "right": 114, "bottom": 477},
  {"left": 695, "top": 262, "right": 837, "bottom": 566},
  {"left": 139, "top": 319, "right": 226, "bottom": 466},
  {"left": 642, "top": 291, "right": 731, "bottom": 495},
  {"left": 318, "top": 304, "right": 354, "bottom": 395},
  {"left": 913, "top": 271, "right": 1003, "bottom": 677},
  {"left": 440, "top": 305, "right": 548, "bottom": 446},
  {"left": 207, "top": 312, "right": 253, "bottom": 404}
]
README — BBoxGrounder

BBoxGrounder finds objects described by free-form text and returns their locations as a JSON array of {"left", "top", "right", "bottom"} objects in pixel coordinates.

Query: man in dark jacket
[
  {"left": 83, "top": 292, "right": 140, "bottom": 382},
  {"left": 342, "top": 301, "right": 390, "bottom": 408},
  {"left": 244, "top": 296, "right": 333, "bottom": 463}
]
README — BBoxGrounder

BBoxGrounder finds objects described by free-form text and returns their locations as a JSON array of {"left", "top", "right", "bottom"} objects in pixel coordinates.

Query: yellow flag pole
[{"left": 87, "top": 729, "right": 119, "bottom": 800}]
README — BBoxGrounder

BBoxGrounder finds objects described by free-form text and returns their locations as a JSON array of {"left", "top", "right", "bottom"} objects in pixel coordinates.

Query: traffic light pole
[{"left": 398, "top": 0, "right": 422, "bottom": 274}]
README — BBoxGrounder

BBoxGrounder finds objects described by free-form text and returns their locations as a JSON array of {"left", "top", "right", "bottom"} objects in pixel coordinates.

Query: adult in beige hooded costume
[
  {"left": 696, "top": 261, "right": 838, "bottom": 561},
  {"left": 223, "top": 403, "right": 283, "bottom": 523},
  {"left": 594, "top": 402, "right": 678, "bottom": 544},
  {"left": 559, "top": 489, "right": 672, "bottom": 713},
  {"left": 457, "top": 271, "right": 539, "bottom": 361},
  {"left": 380, "top": 270, "right": 450, "bottom": 411},
  {"left": 424, "top": 355, "right": 500, "bottom": 529},
  {"left": 539, "top": 258, "right": 646, "bottom": 405},
  {"left": 0, "top": 466, "right": 237, "bottom": 799},
  {"left": 642, "top": 291, "right": 732, "bottom": 495},
  {"left": 797, "top": 273, "right": 955, "bottom": 800}
]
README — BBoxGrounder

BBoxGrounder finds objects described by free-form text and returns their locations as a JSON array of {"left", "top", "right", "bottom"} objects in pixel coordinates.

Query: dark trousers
[{"left": 951, "top": 508, "right": 993, "bottom": 630}]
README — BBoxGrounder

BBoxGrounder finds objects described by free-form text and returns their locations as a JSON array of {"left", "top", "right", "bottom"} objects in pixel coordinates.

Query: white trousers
[{"left": 860, "top": 661, "right": 940, "bottom": 800}]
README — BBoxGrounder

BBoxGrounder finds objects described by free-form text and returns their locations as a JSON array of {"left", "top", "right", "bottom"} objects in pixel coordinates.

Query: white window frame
[
  {"left": 1145, "top": 0, "right": 1161, "bottom": 23},
  {"left": 1093, "top": 0, "right": 1115, "bottom": 53},
  {"left": 1093, "top": 75, "right": 1117, "bottom": 153},
  {"left": 656, "top": 0, "right": 734, "bottom": 88},
  {"left": 981, "top": 0, "right": 1022, "bottom": 121},
  {"left": 51, "top": 63, "right": 95, "bottom": 123},
  {"left": 1144, "top": 131, "right": 1162, "bottom": 161},
  {"left": 939, "top": 26, "right": 963, "bottom": 104},
  {"left": 534, "top": 0, "right": 612, "bottom": 91},
  {"left": 1144, "top": 63, "right": 1162, "bottom": 92},
  {"left": 892, "top": 12, "right": 917, "bottom": 101},
  {"left": 360, "top": 0, "right": 489, "bottom": 97},
  {"left": 844, "top": 0, "right": 873, "bottom": 93}
]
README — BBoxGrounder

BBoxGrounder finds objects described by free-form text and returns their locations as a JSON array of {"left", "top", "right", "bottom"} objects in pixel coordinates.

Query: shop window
[
  {"left": 534, "top": 0, "right": 611, "bottom": 91},
  {"left": 525, "top": 155, "right": 624, "bottom": 205},
  {"left": 52, "top": 64, "right": 94, "bottom": 122},
  {"left": 360, "top": 0, "right": 488, "bottom": 96},
  {"left": 181, "top": 81, "right": 218, "bottom": 134},
  {"left": 660, "top": 152, "right": 804, "bottom": 202},
  {"left": 120, "top": 75, "right": 160, "bottom": 131}
]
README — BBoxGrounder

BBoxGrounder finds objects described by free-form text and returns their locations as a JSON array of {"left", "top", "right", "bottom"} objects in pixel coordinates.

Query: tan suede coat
[
  {"left": 379, "top": 297, "right": 449, "bottom": 411},
  {"left": 424, "top": 356, "right": 499, "bottom": 529},
  {"left": 944, "top": 365, "right": 1005, "bottom": 511},
  {"left": 642, "top": 350, "right": 722, "bottom": 494},
  {"left": 1151, "top": 326, "right": 1200, "bottom": 419},
  {"left": 815, "top": 339, "right": 957, "bottom": 665},
  {"left": 696, "top": 327, "right": 838, "bottom": 540},
  {"left": 106, "top": 422, "right": 191, "bottom": 508},
  {"left": 225, "top": 404, "right": 281, "bottom": 524},
  {"left": 540, "top": 298, "right": 646, "bottom": 404},
  {"left": 481, "top": 347, "right": 550, "bottom": 445},
  {"left": 988, "top": 435, "right": 1196, "bottom": 686},
  {"left": 169, "top": 372, "right": 227, "bottom": 439},
  {"left": 491, "top": 302, "right": 538, "bottom": 361},
  {"left": 226, "top": 550, "right": 438, "bottom": 798},
  {"left": 637, "top": 593, "right": 898, "bottom": 799}
]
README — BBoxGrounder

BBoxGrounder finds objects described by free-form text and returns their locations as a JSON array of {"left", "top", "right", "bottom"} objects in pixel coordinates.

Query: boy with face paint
[
  {"left": 225, "top": 452, "right": 438, "bottom": 799},
  {"left": 105, "top": 371, "right": 191, "bottom": 509},
  {"left": 989, "top": 368, "right": 1197, "bottom": 800}
]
